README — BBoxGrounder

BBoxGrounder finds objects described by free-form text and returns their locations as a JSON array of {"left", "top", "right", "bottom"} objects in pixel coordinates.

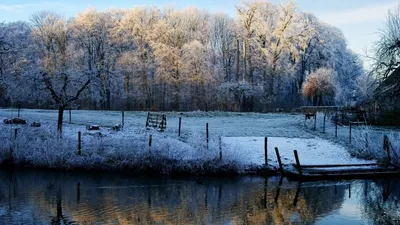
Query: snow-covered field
[
  {"left": 0, "top": 108, "right": 396, "bottom": 174},
  {"left": 223, "top": 137, "right": 373, "bottom": 169}
]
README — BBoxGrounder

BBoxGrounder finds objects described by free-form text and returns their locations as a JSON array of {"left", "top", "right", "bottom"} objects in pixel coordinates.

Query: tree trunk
[
  {"left": 124, "top": 73, "right": 130, "bottom": 110},
  {"left": 235, "top": 39, "right": 240, "bottom": 82},
  {"left": 248, "top": 38, "right": 253, "bottom": 88},
  {"left": 242, "top": 39, "right": 246, "bottom": 83},
  {"left": 57, "top": 106, "right": 64, "bottom": 134},
  {"left": 318, "top": 94, "right": 323, "bottom": 106}
]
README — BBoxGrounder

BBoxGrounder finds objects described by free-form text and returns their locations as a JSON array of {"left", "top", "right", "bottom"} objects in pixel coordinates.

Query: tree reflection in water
[
  {"left": 0, "top": 169, "right": 398, "bottom": 224},
  {"left": 359, "top": 179, "right": 400, "bottom": 225}
]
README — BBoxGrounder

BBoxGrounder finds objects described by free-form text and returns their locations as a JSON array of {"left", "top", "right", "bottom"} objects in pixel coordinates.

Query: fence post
[
  {"left": 69, "top": 109, "right": 72, "bottom": 124},
  {"left": 178, "top": 116, "right": 182, "bottom": 137},
  {"left": 264, "top": 137, "right": 268, "bottom": 166},
  {"left": 17, "top": 102, "right": 21, "bottom": 117},
  {"left": 206, "top": 123, "right": 209, "bottom": 146},
  {"left": 219, "top": 136, "right": 222, "bottom": 160},
  {"left": 384, "top": 135, "right": 391, "bottom": 164},
  {"left": 275, "top": 147, "right": 284, "bottom": 174},
  {"left": 149, "top": 134, "right": 152, "bottom": 152},
  {"left": 146, "top": 112, "right": 150, "bottom": 127},
  {"left": 78, "top": 131, "right": 81, "bottom": 155},
  {"left": 323, "top": 114, "right": 326, "bottom": 133},
  {"left": 335, "top": 111, "right": 338, "bottom": 138},
  {"left": 349, "top": 123, "right": 352, "bottom": 143},
  {"left": 365, "top": 133, "right": 369, "bottom": 148},
  {"left": 122, "top": 111, "right": 125, "bottom": 127},
  {"left": 294, "top": 150, "right": 302, "bottom": 176},
  {"left": 313, "top": 113, "right": 317, "bottom": 131},
  {"left": 160, "top": 114, "right": 165, "bottom": 131},
  {"left": 14, "top": 128, "right": 18, "bottom": 140}
]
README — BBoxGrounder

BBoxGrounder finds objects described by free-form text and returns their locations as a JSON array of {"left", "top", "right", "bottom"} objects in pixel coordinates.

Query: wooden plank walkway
[{"left": 278, "top": 149, "right": 400, "bottom": 181}]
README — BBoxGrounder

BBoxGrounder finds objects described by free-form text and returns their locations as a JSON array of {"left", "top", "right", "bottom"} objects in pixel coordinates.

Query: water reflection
[{"left": 0, "top": 169, "right": 398, "bottom": 225}]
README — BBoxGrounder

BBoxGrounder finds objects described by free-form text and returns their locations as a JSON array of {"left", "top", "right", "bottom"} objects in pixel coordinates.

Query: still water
[{"left": 0, "top": 168, "right": 399, "bottom": 225}]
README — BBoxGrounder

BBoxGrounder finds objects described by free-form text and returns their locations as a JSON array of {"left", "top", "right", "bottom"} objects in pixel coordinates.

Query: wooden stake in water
[
  {"left": 77, "top": 182, "right": 81, "bottom": 202},
  {"left": 78, "top": 131, "right": 81, "bottom": 155},
  {"left": 264, "top": 137, "right": 268, "bottom": 166},
  {"left": 275, "top": 147, "right": 284, "bottom": 174},
  {"left": 294, "top": 150, "right": 302, "bottom": 176}
]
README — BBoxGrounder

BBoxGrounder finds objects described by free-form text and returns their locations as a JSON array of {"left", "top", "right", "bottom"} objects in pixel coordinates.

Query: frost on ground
[
  {"left": 0, "top": 108, "right": 396, "bottom": 174},
  {"left": 223, "top": 137, "right": 374, "bottom": 170},
  {"left": 303, "top": 112, "right": 400, "bottom": 166}
]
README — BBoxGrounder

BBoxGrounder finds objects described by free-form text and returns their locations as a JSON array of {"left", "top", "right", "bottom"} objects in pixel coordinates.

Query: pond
[{"left": 0, "top": 168, "right": 399, "bottom": 225}]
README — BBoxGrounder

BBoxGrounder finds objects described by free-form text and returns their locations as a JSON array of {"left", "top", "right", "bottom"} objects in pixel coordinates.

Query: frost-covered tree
[
  {"left": 253, "top": 1, "right": 303, "bottom": 99},
  {"left": 181, "top": 40, "right": 216, "bottom": 110},
  {"left": 115, "top": 7, "right": 159, "bottom": 110},
  {"left": 69, "top": 8, "right": 120, "bottom": 109},
  {"left": 31, "top": 12, "right": 92, "bottom": 133},
  {"left": 0, "top": 21, "right": 34, "bottom": 107},
  {"left": 0, "top": 2, "right": 366, "bottom": 112},
  {"left": 210, "top": 13, "right": 236, "bottom": 82},
  {"left": 302, "top": 68, "right": 335, "bottom": 106}
]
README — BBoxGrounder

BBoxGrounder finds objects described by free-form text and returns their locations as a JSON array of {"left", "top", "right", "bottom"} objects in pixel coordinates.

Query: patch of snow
[{"left": 223, "top": 137, "right": 374, "bottom": 167}]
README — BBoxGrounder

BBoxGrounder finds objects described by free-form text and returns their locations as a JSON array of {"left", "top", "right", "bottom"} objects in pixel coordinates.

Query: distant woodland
[{"left": 1, "top": 0, "right": 396, "bottom": 113}]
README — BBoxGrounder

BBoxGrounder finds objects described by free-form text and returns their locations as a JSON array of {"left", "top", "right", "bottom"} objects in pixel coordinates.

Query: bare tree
[
  {"left": 31, "top": 12, "right": 91, "bottom": 134},
  {"left": 372, "top": 4, "right": 400, "bottom": 79}
]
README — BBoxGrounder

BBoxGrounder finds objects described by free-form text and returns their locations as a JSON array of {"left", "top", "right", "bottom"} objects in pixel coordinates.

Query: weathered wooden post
[
  {"left": 160, "top": 114, "right": 165, "bottom": 131},
  {"left": 294, "top": 150, "right": 302, "bottom": 176},
  {"left": 178, "top": 116, "right": 182, "bottom": 137},
  {"left": 122, "top": 111, "right": 125, "bottom": 127},
  {"left": 323, "top": 114, "right": 326, "bottom": 133},
  {"left": 149, "top": 134, "right": 152, "bottom": 151},
  {"left": 78, "top": 131, "right": 81, "bottom": 155},
  {"left": 264, "top": 137, "right": 268, "bottom": 166},
  {"left": 206, "top": 123, "right": 209, "bottom": 145},
  {"left": 313, "top": 113, "right": 317, "bottom": 131},
  {"left": 349, "top": 184, "right": 351, "bottom": 198},
  {"left": 14, "top": 128, "right": 18, "bottom": 140},
  {"left": 17, "top": 102, "right": 21, "bottom": 117},
  {"left": 146, "top": 112, "right": 150, "bottom": 127},
  {"left": 274, "top": 147, "right": 284, "bottom": 174},
  {"left": 293, "top": 186, "right": 301, "bottom": 206},
  {"left": 77, "top": 182, "right": 81, "bottom": 202},
  {"left": 219, "top": 136, "right": 222, "bottom": 160},
  {"left": 69, "top": 109, "right": 72, "bottom": 124},
  {"left": 335, "top": 111, "right": 338, "bottom": 138},
  {"left": 365, "top": 133, "right": 369, "bottom": 148},
  {"left": 349, "top": 123, "right": 352, "bottom": 143},
  {"left": 383, "top": 135, "right": 391, "bottom": 164}
]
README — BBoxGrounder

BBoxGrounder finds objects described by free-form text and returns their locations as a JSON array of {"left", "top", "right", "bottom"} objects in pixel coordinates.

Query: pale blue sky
[{"left": 0, "top": 0, "right": 398, "bottom": 67}]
